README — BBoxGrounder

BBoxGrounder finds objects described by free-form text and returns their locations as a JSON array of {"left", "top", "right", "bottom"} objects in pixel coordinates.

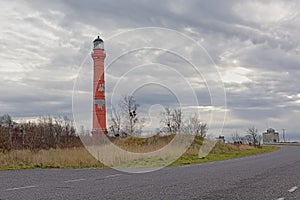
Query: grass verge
[
  {"left": 171, "top": 146, "right": 278, "bottom": 167},
  {"left": 0, "top": 135, "right": 279, "bottom": 170}
]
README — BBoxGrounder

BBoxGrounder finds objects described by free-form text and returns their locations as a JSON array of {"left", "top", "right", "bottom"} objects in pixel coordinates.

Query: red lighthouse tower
[{"left": 92, "top": 36, "right": 107, "bottom": 137}]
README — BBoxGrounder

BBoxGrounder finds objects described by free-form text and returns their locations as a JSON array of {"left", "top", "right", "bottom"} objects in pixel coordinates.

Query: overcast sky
[{"left": 1, "top": 0, "right": 300, "bottom": 141}]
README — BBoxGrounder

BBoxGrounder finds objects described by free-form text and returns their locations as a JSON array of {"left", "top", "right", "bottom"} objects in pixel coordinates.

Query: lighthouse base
[{"left": 92, "top": 128, "right": 108, "bottom": 144}]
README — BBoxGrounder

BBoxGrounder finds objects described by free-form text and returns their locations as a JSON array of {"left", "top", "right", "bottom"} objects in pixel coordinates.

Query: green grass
[
  {"left": 265, "top": 143, "right": 300, "bottom": 146},
  {"left": 171, "top": 146, "right": 278, "bottom": 166},
  {"left": 113, "top": 146, "right": 278, "bottom": 168}
]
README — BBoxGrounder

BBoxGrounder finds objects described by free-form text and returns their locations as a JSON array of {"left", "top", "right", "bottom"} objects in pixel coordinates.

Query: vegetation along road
[{"left": 0, "top": 146, "right": 299, "bottom": 200}]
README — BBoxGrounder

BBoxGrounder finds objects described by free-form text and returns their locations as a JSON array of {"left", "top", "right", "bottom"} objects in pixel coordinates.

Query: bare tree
[
  {"left": 246, "top": 126, "right": 260, "bottom": 146},
  {"left": 109, "top": 107, "right": 122, "bottom": 136},
  {"left": 187, "top": 113, "right": 207, "bottom": 137},
  {"left": 119, "top": 95, "right": 140, "bottom": 136},
  {"left": 160, "top": 106, "right": 173, "bottom": 134},
  {"left": 232, "top": 131, "right": 243, "bottom": 144},
  {"left": 0, "top": 114, "right": 82, "bottom": 152},
  {"left": 244, "top": 134, "right": 253, "bottom": 145},
  {"left": 186, "top": 112, "right": 199, "bottom": 135},
  {"left": 160, "top": 107, "right": 184, "bottom": 134},
  {"left": 172, "top": 108, "right": 182, "bottom": 134}
]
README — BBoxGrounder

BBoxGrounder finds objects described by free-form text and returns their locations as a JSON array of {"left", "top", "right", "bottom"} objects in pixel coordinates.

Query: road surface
[{"left": 0, "top": 146, "right": 299, "bottom": 200}]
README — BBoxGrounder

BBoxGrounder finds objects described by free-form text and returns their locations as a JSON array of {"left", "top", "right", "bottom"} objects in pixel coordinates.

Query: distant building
[{"left": 263, "top": 128, "right": 279, "bottom": 143}]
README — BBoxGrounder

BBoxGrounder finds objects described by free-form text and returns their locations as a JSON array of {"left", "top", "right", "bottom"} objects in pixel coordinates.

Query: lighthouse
[{"left": 92, "top": 36, "right": 107, "bottom": 137}]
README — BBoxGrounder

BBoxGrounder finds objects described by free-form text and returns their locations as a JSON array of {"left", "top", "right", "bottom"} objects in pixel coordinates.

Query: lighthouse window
[{"left": 98, "top": 83, "right": 105, "bottom": 92}]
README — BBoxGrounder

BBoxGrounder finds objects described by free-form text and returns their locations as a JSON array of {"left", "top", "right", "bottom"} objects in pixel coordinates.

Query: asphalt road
[{"left": 0, "top": 146, "right": 299, "bottom": 200}]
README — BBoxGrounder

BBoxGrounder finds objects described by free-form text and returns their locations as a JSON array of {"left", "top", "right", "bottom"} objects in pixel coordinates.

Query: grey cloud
[{"left": 1, "top": 0, "right": 300, "bottom": 140}]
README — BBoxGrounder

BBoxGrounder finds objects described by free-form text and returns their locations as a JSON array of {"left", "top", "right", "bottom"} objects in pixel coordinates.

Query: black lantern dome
[{"left": 93, "top": 36, "right": 104, "bottom": 49}]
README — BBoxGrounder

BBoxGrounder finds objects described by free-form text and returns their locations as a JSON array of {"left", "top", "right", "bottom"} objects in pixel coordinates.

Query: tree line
[
  {"left": 231, "top": 126, "right": 262, "bottom": 147},
  {"left": 108, "top": 95, "right": 208, "bottom": 137},
  {"left": 0, "top": 95, "right": 209, "bottom": 152},
  {"left": 0, "top": 115, "right": 82, "bottom": 152},
  {"left": 1, "top": 95, "right": 264, "bottom": 153}
]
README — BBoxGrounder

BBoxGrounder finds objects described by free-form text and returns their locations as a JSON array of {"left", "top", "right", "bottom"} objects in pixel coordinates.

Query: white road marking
[
  {"left": 64, "top": 178, "right": 86, "bottom": 183},
  {"left": 288, "top": 186, "right": 298, "bottom": 193},
  {"left": 105, "top": 174, "right": 122, "bottom": 178},
  {"left": 6, "top": 185, "right": 37, "bottom": 191},
  {"left": 276, "top": 198, "right": 285, "bottom": 200}
]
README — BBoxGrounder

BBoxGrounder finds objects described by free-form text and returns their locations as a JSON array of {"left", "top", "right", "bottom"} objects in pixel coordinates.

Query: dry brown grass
[
  {"left": 0, "top": 135, "right": 266, "bottom": 170},
  {"left": 86, "top": 134, "right": 194, "bottom": 168},
  {"left": 109, "top": 134, "right": 175, "bottom": 153},
  {"left": 0, "top": 148, "right": 103, "bottom": 169}
]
